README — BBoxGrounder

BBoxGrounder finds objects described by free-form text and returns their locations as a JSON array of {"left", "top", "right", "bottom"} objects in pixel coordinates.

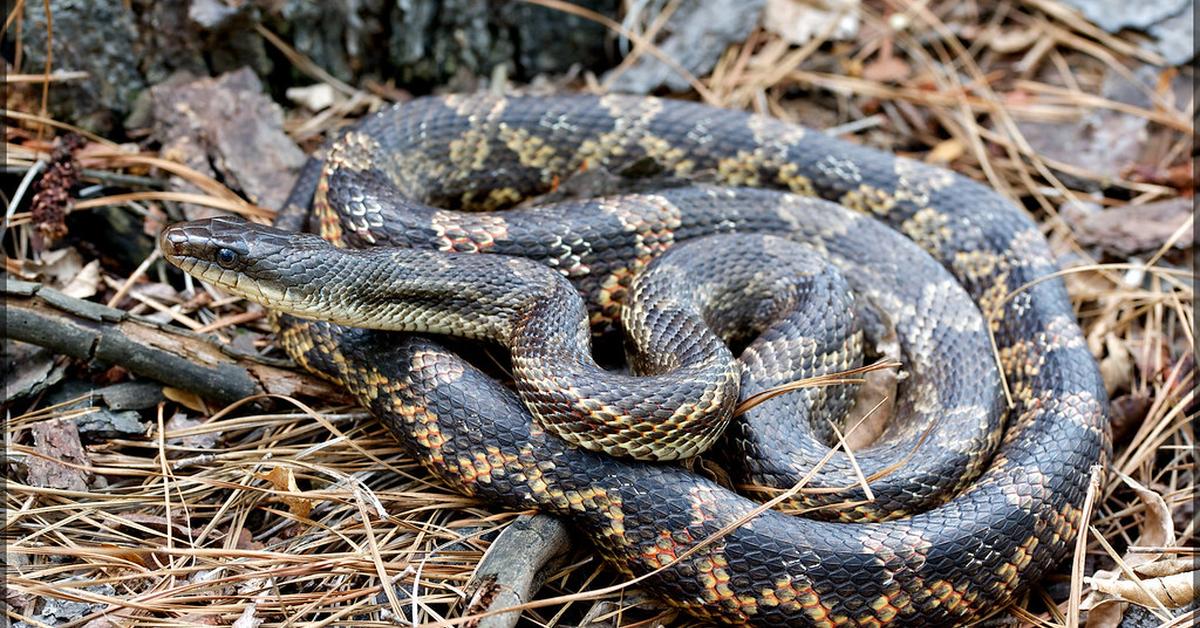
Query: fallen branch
[
  {"left": 3, "top": 279, "right": 343, "bottom": 404},
  {"left": 463, "top": 514, "right": 572, "bottom": 628}
]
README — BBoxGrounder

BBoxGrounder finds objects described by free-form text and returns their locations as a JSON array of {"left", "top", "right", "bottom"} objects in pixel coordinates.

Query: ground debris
[
  {"left": 164, "top": 413, "right": 220, "bottom": 450},
  {"left": 1016, "top": 69, "right": 1152, "bottom": 187},
  {"left": 2, "top": 342, "right": 66, "bottom": 402},
  {"left": 607, "top": 0, "right": 766, "bottom": 93},
  {"left": 1056, "top": 0, "right": 1194, "bottom": 64},
  {"left": 1067, "top": 197, "right": 1194, "bottom": 256},
  {"left": 136, "top": 68, "right": 306, "bottom": 216},
  {"left": 763, "top": 0, "right": 860, "bottom": 46},
  {"left": 43, "top": 380, "right": 159, "bottom": 438},
  {"left": 13, "top": 584, "right": 118, "bottom": 628},
  {"left": 16, "top": 246, "right": 101, "bottom": 300},
  {"left": 26, "top": 418, "right": 93, "bottom": 491},
  {"left": 2, "top": 1, "right": 1194, "bottom": 626},
  {"left": 29, "top": 134, "right": 86, "bottom": 249}
]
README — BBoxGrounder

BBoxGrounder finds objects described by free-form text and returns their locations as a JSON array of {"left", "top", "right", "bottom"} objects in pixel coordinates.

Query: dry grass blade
[
  {"left": 1068, "top": 467, "right": 1103, "bottom": 627},
  {"left": 734, "top": 360, "right": 902, "bottom": 416},
  {"left": 252, "top": 24, "right": 358, "bottom": 98}
]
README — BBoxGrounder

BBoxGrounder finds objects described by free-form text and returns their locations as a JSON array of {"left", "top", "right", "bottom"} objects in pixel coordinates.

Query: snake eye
[{"left": 216, "top": 248, "right": 238, "bottom": 268}]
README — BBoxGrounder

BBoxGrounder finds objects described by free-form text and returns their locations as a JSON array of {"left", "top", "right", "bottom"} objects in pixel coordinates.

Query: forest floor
[{"left": 3, "top": 1, "right": 1194, "bottom": 626}]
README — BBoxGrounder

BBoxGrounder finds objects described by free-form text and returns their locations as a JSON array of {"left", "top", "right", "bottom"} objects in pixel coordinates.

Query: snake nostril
[{"left": 160, "top": 228, "right": 188, "bottom": 257}]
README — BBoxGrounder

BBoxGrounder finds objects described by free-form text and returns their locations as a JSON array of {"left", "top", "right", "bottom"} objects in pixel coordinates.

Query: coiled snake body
[{"left": 161, "top": 94, "right": 1110, "bottom": 626}]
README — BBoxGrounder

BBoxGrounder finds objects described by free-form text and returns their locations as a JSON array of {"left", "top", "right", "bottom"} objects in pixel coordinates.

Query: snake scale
[{"left": 160, "top": 93, "right": 1110, "bottom": 626}]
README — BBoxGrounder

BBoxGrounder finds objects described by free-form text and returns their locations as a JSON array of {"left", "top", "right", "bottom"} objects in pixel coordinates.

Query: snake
[{"left": 159, "top": 93, "right": 1110, "bottom": 626}]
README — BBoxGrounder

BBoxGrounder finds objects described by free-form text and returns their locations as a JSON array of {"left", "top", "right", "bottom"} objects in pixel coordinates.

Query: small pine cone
[{"left": 29, "top": 133, "right": 86, "bottom": 247}]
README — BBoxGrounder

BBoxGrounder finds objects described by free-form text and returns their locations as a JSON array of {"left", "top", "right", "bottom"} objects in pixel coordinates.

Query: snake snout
[
  {"left": 160, "top": 217, "right": 260, "bottom": 283},
  {"left": 159, "top": 224, "right": 209, "bottom": 273}
]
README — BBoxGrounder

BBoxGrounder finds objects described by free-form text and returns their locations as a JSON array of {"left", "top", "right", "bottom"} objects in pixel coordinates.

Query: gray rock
[
  {"left": 1058, "top": 0, "right": 1189, "bottom": 32},
  {"left": 20, "top": 0, "right": 146, "bottom": 133},
  {"left": 1057, "top": 0, "right": 1193, "bottom": 64},
  {"left": 606, "top": 0, "right": 766, "bottom": 93},
  {"left": 1147, "top": 2, "right": 1195, "bottom": 65}
]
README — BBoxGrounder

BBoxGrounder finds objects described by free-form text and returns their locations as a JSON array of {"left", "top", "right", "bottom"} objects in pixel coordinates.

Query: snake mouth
[
  {"left": 159, "top": 216, "right": 297, "bottom": 306},
  {"left": 159, "top": 226, "right": 208, "bottom": 276},
  {"left": 160, "top": 220, "right": 244, "bottom": 287}
]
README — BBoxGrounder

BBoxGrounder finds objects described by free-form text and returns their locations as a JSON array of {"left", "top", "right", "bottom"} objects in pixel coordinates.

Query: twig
[
  {"left": 106, "top": 248, "right": 161, "bottom": 308},
  {"left": 463, "top": 514, "right": 572, "bottom": 628},
  {"left": 824, "top": 114, "right": 887, "bottom": 136},
  {"left": 2, "top": 279, "right": 343, "bottom": 404},
  {"left": 37, "top": 0, "right": 51, "bottom": 140}
]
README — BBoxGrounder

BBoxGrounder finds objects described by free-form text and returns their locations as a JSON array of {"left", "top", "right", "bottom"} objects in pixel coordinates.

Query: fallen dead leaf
[
  {"left": 164, "top": 413, "right": 220, "bottom": 450},
  {"left": 233, "top": 527, "right": 264, "bottom": 551},
  {"left": 925, "top": 138, "right": 965, "bottom": 164},
  {"left": 844, "top": 306, "right": 901, "bottom": 449},
  {"left": 61, "top": 260, "right": 101, "bottom": 300},
  {"left": 97, "top": 543, "right": 163, "bottom": 569},
  {"left": 1109, "top": 392, "right": 1152, "bottom": 441},
  {"left": 21, "top": 247, "right": 84, "bottom": 290},
  {"left": 861, "top": 51, "right": 911, "bottom": 83},
  {"left": 163, "top": 387, "right": 209, "bottom": 413},
  {"left": 1099, "top": 334, "right": 1135, "bottom": 395},
  {"left": 1083, "top": 599, "right": 1125, "bottom": 628},
  {"left": 1090, "top": 570, "right": 1197, "bottom": 609},
  {"left": 1120, "top": 473, "right": 1176, "bottom": 569},
  {"left": 257, "top": 466, "right": 314, "bottom": 520},
  {"left": 1083, "top": 474, "right": 1187, "bottom": 620},
  {"left": 1137, "top": 557, "right": 1200, "bottom": 579},
  {"left": 1071, "top": 197, "right": 1195, "bottom": 256}
]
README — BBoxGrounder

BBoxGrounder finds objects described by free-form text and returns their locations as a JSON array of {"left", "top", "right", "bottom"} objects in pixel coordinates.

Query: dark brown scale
[{"left": 263, "top": 94, "right": 1108, "bottom": 626}]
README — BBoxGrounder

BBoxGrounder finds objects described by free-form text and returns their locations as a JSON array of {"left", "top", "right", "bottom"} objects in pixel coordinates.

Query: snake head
[{"left": 159, "top": 215, "right": 330, "bottom": 307}]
